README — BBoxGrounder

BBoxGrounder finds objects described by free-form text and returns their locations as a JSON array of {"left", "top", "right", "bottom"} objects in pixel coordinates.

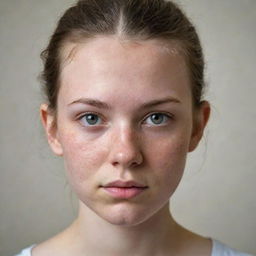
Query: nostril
[
  {"left": 109, "top": 138, "right": 143, "bottom": 168},
  {"left": 111, "top": 153, "right": 143, "bottom": 168},
  {"left": 112, "top": 161, "right": 119, "bottom": 167},
  {"left": 130, "top": 161, "right": 140, "bottom": 167}
]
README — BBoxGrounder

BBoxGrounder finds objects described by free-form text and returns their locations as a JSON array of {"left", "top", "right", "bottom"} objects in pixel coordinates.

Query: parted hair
[{"left": 40, "top": 0, "right": 205, "bottom": 112}]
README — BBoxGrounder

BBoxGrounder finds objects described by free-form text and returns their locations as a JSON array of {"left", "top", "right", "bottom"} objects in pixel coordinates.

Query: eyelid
[
  {"left": 77, "top": 111, "right": 101, "bottom": 119},
  {"left": 143, "top": 111, "right": 174, "bottom": 120}
]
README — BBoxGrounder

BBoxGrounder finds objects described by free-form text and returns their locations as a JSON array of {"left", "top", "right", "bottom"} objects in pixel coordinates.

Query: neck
[{"left": 69, "top": 200, "right": 181, "bottom": 256}]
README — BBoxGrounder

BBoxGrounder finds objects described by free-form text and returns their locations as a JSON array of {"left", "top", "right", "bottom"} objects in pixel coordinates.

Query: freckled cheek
[
  {"left": 146, "top": 137, "right": 188, "bottom": 187},
  {"left": 59, "top": 132, "right": 108, "bottom": 185}
]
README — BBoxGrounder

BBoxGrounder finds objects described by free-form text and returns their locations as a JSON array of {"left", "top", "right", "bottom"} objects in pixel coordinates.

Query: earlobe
[
  {"left": 40, "top": 104, "right": 63, "bottom": 156},
  {"left": 188, "top": 101, "right": 211, "bottom": 152}
]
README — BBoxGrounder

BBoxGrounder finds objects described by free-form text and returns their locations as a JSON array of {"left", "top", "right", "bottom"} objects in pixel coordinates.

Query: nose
[{"left": 108, "top": 125, "right": 143, "bottom": 169}]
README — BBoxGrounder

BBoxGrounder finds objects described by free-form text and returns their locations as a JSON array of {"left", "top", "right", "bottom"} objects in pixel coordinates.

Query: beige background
[{"left": 0, "top": 0, "right": 255, "bottom": 255}]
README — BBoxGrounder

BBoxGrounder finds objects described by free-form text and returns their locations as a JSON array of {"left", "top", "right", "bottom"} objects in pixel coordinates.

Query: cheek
[
  {"left": 146, "top": 134, "right": 190, "bottom": 193},
  {"left": 148, "top": 131, "right": 189, "bottom": 168},
  {"left": 58, "top": 130, "right": 107, "bottom": 187}
]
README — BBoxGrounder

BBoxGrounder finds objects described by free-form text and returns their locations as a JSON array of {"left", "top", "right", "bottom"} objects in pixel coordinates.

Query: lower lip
[{"left": 102, "top": 187, "right": 147, "bottom": 199}]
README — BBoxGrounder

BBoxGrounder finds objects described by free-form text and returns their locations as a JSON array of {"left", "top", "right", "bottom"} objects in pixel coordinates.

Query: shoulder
[
  {"left": 26, "top": 226, "right": 75, "bottom": 256},
  {"left": 211, "top": 239, "right": 254, "bottom": 256}
]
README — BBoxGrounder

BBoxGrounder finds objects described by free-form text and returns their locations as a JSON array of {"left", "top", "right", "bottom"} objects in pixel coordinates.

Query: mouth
[{"left": 101, "top": 180, "right": 148, "bottom": 199}]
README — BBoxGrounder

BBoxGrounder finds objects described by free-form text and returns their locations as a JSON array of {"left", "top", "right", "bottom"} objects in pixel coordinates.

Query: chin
[
  {"left": 78, "top": 190, "right": 172, "bottom": 227},
  {"left": 97, "top": 202, "right": 162, "bottom": 227},
  {"left": 102, "top": 211, "right": 149, "bottom": 227}
]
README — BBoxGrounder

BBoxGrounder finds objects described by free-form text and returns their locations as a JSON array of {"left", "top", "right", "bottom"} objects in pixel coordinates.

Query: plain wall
[{"left": 0, "top": 0, "right": 255, "bottom": 255}]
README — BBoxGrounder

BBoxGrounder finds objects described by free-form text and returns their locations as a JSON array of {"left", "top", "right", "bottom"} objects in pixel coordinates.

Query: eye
[
  {"left": 144, "top": 113, "right": 171, "bottom": 126},
  {"left": 79, "top": 113, "right": 102, "bottom": 126}
]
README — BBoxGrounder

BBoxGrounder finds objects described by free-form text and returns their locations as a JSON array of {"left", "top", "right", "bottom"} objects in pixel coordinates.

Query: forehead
[
  {"left": 60, "top": 36, "right": 186, "bottom": 75},
  {"left": 58, "top": 36, "right": 191, "bottom": 105}
]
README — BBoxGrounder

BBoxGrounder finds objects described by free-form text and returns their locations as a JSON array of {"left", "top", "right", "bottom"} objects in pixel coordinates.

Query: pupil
[
  {"left": 86, "top": 114, "right": 98, "bottom": 125},
  {"left": 151, "top": 114, "right": 163, "bottom": 124}
]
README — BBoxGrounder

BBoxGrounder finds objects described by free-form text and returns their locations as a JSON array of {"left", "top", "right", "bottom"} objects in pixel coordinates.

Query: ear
[
  {"left": 188, "top": 101, "right": 210, "bottom": 152},
  {"left": 40, "top": 104, "right": 63, "bottom": 156}
]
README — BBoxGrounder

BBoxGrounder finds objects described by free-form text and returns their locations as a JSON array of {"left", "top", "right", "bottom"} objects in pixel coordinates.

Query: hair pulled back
[{"left": 40, "top": 0, "right": 205, "bottom": 112}]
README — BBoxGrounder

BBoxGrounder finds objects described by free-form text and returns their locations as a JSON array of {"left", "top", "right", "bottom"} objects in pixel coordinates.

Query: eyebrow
[
  {"left": 68, "top": 98, "right": 111, "bottom": 109},
  {"left": 68, "top": 97, "right": 181, "bottom": 109},
  {"left": 140, "top": 97, "right": 181, "bottom": 109}
]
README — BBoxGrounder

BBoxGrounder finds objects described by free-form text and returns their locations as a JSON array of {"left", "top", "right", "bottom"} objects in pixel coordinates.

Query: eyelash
[{"left": 77, "top": 112, "right": 173, "bottom": 127}]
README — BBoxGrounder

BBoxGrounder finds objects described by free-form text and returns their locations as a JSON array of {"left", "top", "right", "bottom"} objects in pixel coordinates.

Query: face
[{"left": 41, "top": 36, "right": 209, "bottom": 226}]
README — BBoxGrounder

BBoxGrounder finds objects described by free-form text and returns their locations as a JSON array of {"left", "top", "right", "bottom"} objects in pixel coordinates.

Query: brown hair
[{"left": 40, "top": 0, "right": 205, "bottom": 113}]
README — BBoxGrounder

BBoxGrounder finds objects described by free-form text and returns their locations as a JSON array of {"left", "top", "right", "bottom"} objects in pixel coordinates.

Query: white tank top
[{"left": 15, "top": 239, "right": 254, "bottom": 256}]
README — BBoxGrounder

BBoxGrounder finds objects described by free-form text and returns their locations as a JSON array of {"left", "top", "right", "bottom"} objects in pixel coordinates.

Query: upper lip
[{"left": 102, "top": 180, "right": 148, "bottom": 188}]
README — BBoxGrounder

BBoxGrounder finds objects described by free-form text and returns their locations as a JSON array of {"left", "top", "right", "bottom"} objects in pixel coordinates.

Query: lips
[
  {"left": 103, "top": 180, "right": 148, "bottom": 188},
  {"left": 101, "top": 180, "right": 148, "bottom": 199}
]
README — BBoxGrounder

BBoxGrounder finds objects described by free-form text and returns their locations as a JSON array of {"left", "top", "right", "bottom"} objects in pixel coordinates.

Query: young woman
[{"left": 15, "top": 0, "right": 253, "bottom": 255}]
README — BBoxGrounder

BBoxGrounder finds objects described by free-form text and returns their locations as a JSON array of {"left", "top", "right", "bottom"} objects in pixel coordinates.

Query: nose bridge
[
  {"left": 109, "top": 122, "right": 143, "bottom": 168},
  {"left": 119, "top": 123, "right": 135, "bottom": 145}
]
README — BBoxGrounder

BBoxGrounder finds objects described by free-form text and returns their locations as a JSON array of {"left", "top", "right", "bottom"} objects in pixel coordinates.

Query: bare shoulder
[
  {"left": 186, "top": 234, "right": 212, "bottom": 256},
  {"left": 31, "top": 234, "right": 65, "bottom": 256},
  {"left": 173, "top": 224, "right": 213, "bottom": 256},
  {"left": 31, "top": 225, "right": 76, "bottom": 256}
]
